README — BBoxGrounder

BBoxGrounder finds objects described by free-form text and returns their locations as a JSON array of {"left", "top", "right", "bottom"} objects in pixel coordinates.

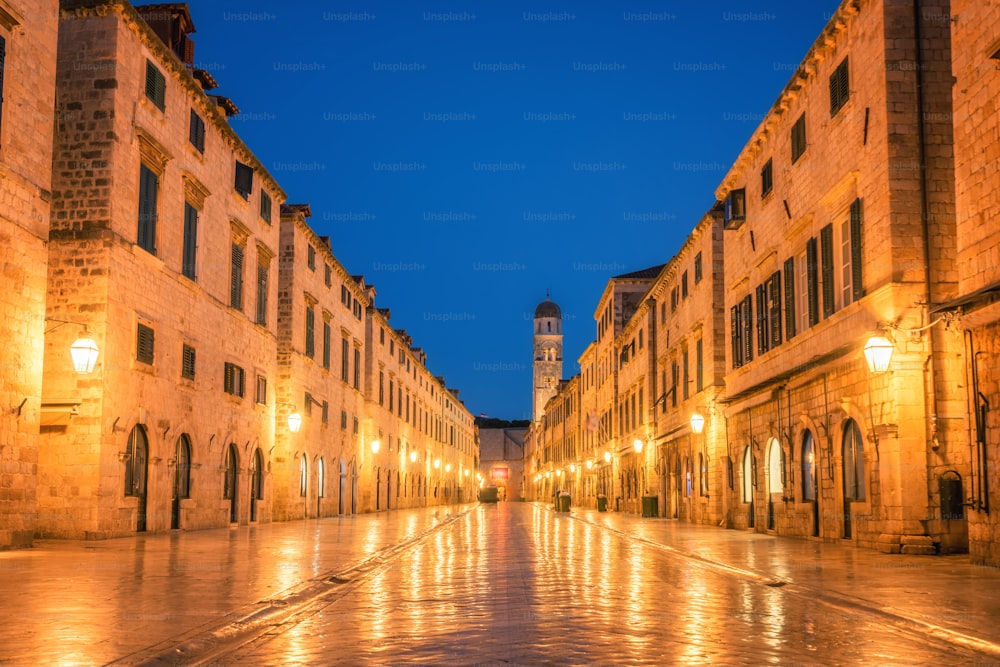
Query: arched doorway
[
  {"left": 802, "top": 430, "right": 819, "bottom": 536},
  {"left": 171, "top": 434, "right": 192, "bottom": 530},
  {"left": 250, "top": 448, "right": 264, "bottom": 522},
  {"left": 375, "top": 467, "right": 382, "bottom": 511},
  {"left": 125, "top": 425, "right": 149, "bottom": 532},
  {"left": 842, "top": 419, "right": 866, "bottom": 539},
  {"left": 351, "top": 460, "right": 358, "bottom": 514},
  {"left": 224, "top": 444, "right": 239, "bottom": 523},
  {"left": 766, "top": 438, "right": 783, "bottom": 531},
  {"left": 742, "top": 446, "right": 755, "bottom": 529}
]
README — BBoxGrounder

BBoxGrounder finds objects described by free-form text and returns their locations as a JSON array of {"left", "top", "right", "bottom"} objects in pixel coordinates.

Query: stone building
[
  {"left": 40, "top": 1, "right": 284, "bottom": 538},
  {"left": 273, "top": 204, "right": 369, "bottom": 520},
  {"left": 715, "top": 0, "right": 963, "bottom": 553},
  {"left": 364, "top": 304, "right": 477, "bottom": 511},
  {"left": 532, "top": 296, "right": 562, "bottom": 424},
  {"left": 649, "top": 208, "right": 727, "bottom": 526},
  {"left": 478, "top": 427, "right": 527, "bottom": 501},
  {"left": 945, "top": 0, "right": 1000, "bottom": 566},
  {"left": 0, "top": 0, "right": 59, "bottom": 549}
]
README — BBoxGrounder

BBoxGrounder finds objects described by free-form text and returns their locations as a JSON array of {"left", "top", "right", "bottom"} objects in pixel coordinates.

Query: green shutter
[
  {"left": 783, "top": 257, "right": 797, "bottom": 340},
  {"left": 820, "top": 224, "right": 835, "bottom": 318},
  {"left": 806, "top": 237, "right": 819, "bottom": 326},
  {"left": 230, "top": 243, "right": 243, "bottom": 309},
  {"left": 850, "top": 198, "right": 864, "bottom": 301}
]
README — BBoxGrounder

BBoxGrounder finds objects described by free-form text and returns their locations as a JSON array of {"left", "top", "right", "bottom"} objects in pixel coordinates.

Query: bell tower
[{"left": 532, "top": 294, "right": 562, "bottom": 424}]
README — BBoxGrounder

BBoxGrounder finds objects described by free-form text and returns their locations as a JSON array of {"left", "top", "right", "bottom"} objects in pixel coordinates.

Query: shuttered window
[
  {"left": 181, "top": 344, "right": 196, "bottom": 380},
  {"left": 806, "top": 237, "right": 819, "bottom": 326},
  {"left": 682, "top": 348, "right": 689, "bottom": 400},
  {"left": 695, "top": 338, "right": 703, "bottom": 392},
  {"left": 182, "top": 203, "right": 198, "bottom": 280},
  {"left": 224, "top": 362, "right": 245, "bottom": 397},
  {"left": 783, "top": 257, "right": 797, "bottom": 340},
  {"left": 230, "top": 243, "right": 243, "bottom": 309},
  {"left": 694, "top": 252, "right": 703, "bottom": 284},
  {"left": 188, "top": 109, "right": 205, "bottom": 152},
  {"left": 767, "top": 272, "right": 782, "bottom": 349},
  {"left": 255, "top": 375, "right": 267, "bottom": 405},
  {"left": 341, "top": 337, "right": 350, "bottom": 383},
  {"left": 741, "top": 295, "right": 753, "bottom": 364},
  {"left": 354, "top": 348, "right": 361, "bottom": 389},
  {"left": 137, "top": 164, "right": 158, "bottom": 254},
  {"left": 0, "top": 37, "right": 6, "bottom": 142},
  {"left": 145, "top": 60, "right": 166, "bottom": 110},
  {"left": 136, "top": 323, "right": 154, "bottom": 365},
  {"left": 756, "top": 283, "right": 768, "bottom": 355},
  {"left": 724, "top": 188, "right": 746, "bottom": 230},
  {"left": 820, "top": 224, "right": 835, "bottom": 318},
  {"left": 256, "top": 263, "right": 268, "bottom": 325},
  {"left": 850, "top": 198, "right": 864, "bottom": 302},
  {"left": 830, "top": 56, "right": 850, "bottom": 116},
  {"left": 322, "top": 321, "right": 331, "bottom": 369},
  {"left": 791, "top": 114, "right": 806, "bottom": 163},
  {"left": 761, "top": 158, "right": 773, "bottom": 197},
  {"left": 305, "top": 306, "right": 315, "bottom": 358},
  {"left": 234, "top": 161, "right": 253, "bottom": 199},
  {"left": 260, "top": 191, "right": 272, "bottom": 223}
]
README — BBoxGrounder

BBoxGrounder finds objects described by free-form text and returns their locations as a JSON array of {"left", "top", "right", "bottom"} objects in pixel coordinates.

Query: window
[
  {"left": 761, "top": 158, "right": 773, "bottom": 197},
  {"left": 224, "top": 362, "right": 245, "bottom": 397},
  {"left": 353, "top": 416, "right": 359, "bottom": 435},
  {"left": 124, "top": 426, "right": 148, "bottom": 498},
  {"left": 699, "top": 453, "right": 708, "bottom": 497},
  {"left": 694, "top": 252, "right": 703, "bottom": 284},
  {"left": 223, "top": 445, "right": 238, "bottom": 501},
  {"left": 136, "top": 323, "right": 154, "bottom": 365},
  {"left": 341, "top": 337, "right": 350, "bottom": 383},
  {"left": 755, "top": 272, "right": 782, "bottom": 355},
  {"left": 307, "top": 244, "right": 316, "bottom": 270},
  {"left": 724, "top": 188, "right": 746, "bottom": 230},
  {"left": 322, "top": 321, "right": 331, "bottom": 370},
  {"left": 379, "top": 371, "right": 385, "bottom": 405},
  {"left": 256, "top": 263, "right": 268, "bottom": 326},
  {"left": 354, "top": 300, "right": 362, "bottom": 320},
  {"left": 695, "top": 338, "right": 703, "bottom": 393},
  {"left": 137, "top": 164, "right": 158, "bottom": 254},
  {"left": 730, "top": 295, "right": 753, "bottom": 368},
  {"left": 820, "top": 224, "right": 835, "bottom": 319},
  {"left": 389, "top": 379, "right": 395, "bottom": 411},
  {"left": 230, "top": 243, "right": 243, "bottom": 310},
  {"left": 775, "top": 258, "right": 794, "bottom": 343},
  {"left": 255, "top": 374, "right": 267, "bottom": 405},
  {"left": 682, "top": 348, "right": 689, "bottom": 400},
  {"left": 670, "top": 360, "right": 678, "bottom": 408},
  {"left": 321, "top": 401, "right": 329, "bottom": 425},
  {"left": 325, "top": 264, "right": 332, "bottom": 287},
  {"left": 791, "top": 113, "right": 806, "bottom": 163},
  {"left": 260, "top": 191, "right": 271, "bottom": 224},
  {"left": 801, "top": 430, "right": 816, "bottom": 502},
  {"left": 341, "top": 410, "right": 348, "bottom": 430},
  {"left": 681, "top": 271, "right": 689, "bottom": 299},
  {"left": 842, "top": 418, "right": 865, "bottom": 501},
  {"left": 234, "top": 161, "right": 253, "bottom": 199},
  {"left": 806, "top": 237, "right": 819, "bottom": 326},
  {"left": 181, "top": 344, "right": 196, "bottom": 380},
  {"left": 829, "top": 56, "right": 850, "bottom": 116},
  {"left": 847, "top": 198, "right": 864, "bottom": 303},
  {"left": 189, "top": 109, "right": 205, "bottom": 152},
  {"left": 145, "top": 60, "right": 165, "bottom": 111},
  {"left": 742, "top": 447, "right": 754, "bottom": 503},
  {"left": 353, "top": 348, "right": 361, "bottom": 389},
  {"left": 305, "top": 306, "right": 315, "bottom": 358},
  {"left": 182, "top": 203, "right": 198, "bottom": 280},
  {"left": 175, "top": 435, "right": 192, "bottom": 499},
  {"left": 670, "top": 286, "right": 678, "bottom": 312},
  {"left": 767, "top": 438, "right": 784, "bottom": 494}
]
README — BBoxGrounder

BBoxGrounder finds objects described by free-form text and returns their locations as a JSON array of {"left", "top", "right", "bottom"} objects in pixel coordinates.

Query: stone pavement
[{"left": 0, "top": 502, "right": 998, "bottom": 665}]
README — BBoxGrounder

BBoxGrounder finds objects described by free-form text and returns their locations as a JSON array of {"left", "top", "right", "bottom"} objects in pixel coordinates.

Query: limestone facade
[
  {"left": 478, "top": 427, "right": 526, "bottom": 500},
  {"left": 947, "top": 0, "right": 1000, "bottom": 566},
  {"left": 0, "top": 0, "right": 59, "bottom": 549}
]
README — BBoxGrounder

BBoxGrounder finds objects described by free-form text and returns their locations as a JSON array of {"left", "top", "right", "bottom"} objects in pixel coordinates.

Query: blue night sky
[{"left": 191, "top": 1, "right": 840, "bottom": 420}]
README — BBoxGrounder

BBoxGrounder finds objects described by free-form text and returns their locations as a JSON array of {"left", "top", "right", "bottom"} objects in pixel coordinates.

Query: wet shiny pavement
[{"left": 2, "top": 503, "right": 1000, "bottom": 665}]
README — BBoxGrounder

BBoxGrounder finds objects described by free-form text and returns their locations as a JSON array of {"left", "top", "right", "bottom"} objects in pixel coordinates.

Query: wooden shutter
[
  {"left": 0, "top": 37, "right": 6, "bottom": 140},
  {"left": 820, "top": 224, "right": 835, "bottom": 318},
  {"left": 695, "top": 338, "right": 703, "bottom": 392},
  {"left": 769, "top": 271, "right": 782, "bottom": 348},
  {"left": 189, "top": 109, "right": 204, "bottom": 152},
  {"left": 145, "top": 60, "right": 165, "bottom": 110},
  {"left": 256, "top": 264, "right": 268, "bottom": 325},
  {"left": 806, "top": 237, "right": 819, "bottom": 326},
  {"left": 138, "top": 165, "right": 158, "bottom": 253},
  {"left": 182, "top": 344, "right": 196, "bottom": 380},
  {"left": 182, "top": 203, "right": 198, "bottom": 279},
  {"left": 731, "top": 305, "right": 741, "bottom": 368},
  {"left": 850, "top": 198, "right": 864, "bottom": 301},
  {"left": 756, "top": 283, "right": 768, "bottom": 354},
  {"left": 305, "top": 307, "right": 315, "bottom": 358},
  {"left": 323, "top": 322, "right": 331, "bottom": 369},
  {"left": 742, "top": 295, "right": 754, "bottom": 362},
  {"left": 830, "top": 57, "right": 849, "bottom": 116},
  {"left": 230, "top": 243, "right": 243, "bottom": 309},
  {"left": 791, "top": 114, "right": 806, "bottom": 163},
  {"left": 783, "top": 257, "right": 797, "bottom": 340},
  {"left": 234, "top": 161, "right": 253, "bottom": 198},
  {"left": 136, "top": 324, "right": 155, "bottom": 364}
]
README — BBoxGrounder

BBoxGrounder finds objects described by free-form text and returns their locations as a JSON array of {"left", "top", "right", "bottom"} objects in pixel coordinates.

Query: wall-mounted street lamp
[
  {"left": 287, "top": 411, "right": 303, "bottom": 433},
  {"left": 604, "top": 451, "right": 612, "bottom": 463},
  {"left": 586, "top": 459, "right": 594, "bottom": 470},
  {"left": 371, "top": 439, "right": 381, "bottom": 454},
  {"left": 864, "top": 335, "right": 895, "bottom": 373},
  {"left": 410, "top": 450, "right": 418, "bottom": 463},
  {"left": 633, "top": 438, "right": 644, "bottom": 453},
  {"left": 434, "top": 458, "right": 441, "bottom": 469},
  {"left": 690, "top": 413, "right": 706, "bottom": 434},
  {"left": 47, "top": 319, "right": 99, "bottom": 374}
]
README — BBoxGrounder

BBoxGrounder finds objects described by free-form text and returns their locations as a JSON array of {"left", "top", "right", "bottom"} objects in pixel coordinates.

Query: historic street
[{"left": 2, "top": 502, "right": 999, "bottom": 666}]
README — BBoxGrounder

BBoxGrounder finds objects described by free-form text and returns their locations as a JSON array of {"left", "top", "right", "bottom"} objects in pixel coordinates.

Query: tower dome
[{"left": 534, "top": 297, "right": 561, "bottom": 319}]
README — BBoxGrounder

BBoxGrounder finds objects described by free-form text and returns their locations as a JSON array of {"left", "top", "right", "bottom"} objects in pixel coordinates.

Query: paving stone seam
[
  {"left": 564, "top": 509, "right": 1000, "bottom": 660},
  {"left": 107, "top": 510, "right": 473, "bottom": 667}
]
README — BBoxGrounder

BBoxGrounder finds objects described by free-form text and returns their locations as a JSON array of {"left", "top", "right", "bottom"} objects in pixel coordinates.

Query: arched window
[
  {"left": 223, "top": 444, "right": 238, "bottom": 499},
  {"left": 802, "top": 430, "right": 817, "bottom": 501},
  {"left": 843, "top": 419, "right": 866, "bottom": 501},
  {"left": 742, "top": 447, "right": 754, "bottom": 503},
  {"left": 684, "top": 458, "right": 693, "bottom": 497},
  {"left": 252, "top": 448, "right": 264, "bottom": 500},
  {"left": 124, "top": 425, "right": 148, "bottom": 497},
  {"left": 547, "top": 321, "right": 551, "bottom": 332},
  {"left": 767, "top": 437, "right": 784, "bottom": 494},
  {"left": 175, "top": 434, "right": 192, "bottom": 499},
  {"left": 299, "top": 455, "right": 308, "bottom": 497}
]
